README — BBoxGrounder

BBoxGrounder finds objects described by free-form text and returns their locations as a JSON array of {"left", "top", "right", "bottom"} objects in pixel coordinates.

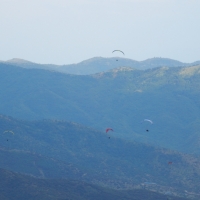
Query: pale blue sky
[{"left": 0, "top": 0, "right": 200, "bottom": 64}]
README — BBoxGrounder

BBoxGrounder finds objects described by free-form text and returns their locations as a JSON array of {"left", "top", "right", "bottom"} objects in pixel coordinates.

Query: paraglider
[
  {"left": 112, "top": 50, "right": 124, "bottom": 61},
  {"left": 106, "top": 128, "right": 113, "bottom": 139},
  {"left": 3, "top": 130, "right": 14, "bottom": 142},
  {"left": 142, "top": 119, "right": 153, "bottom": 132},
  {"left": 168, "top": 161, "right": 172, "bottom": 165}
]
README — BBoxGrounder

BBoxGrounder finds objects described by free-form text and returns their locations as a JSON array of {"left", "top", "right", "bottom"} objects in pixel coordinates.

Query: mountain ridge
[
  {"left": 0, "top": 62, "right": 200, "bottom": 155},
  {"left": 1, "top": 57, "right": 200, "bottom": 75}
]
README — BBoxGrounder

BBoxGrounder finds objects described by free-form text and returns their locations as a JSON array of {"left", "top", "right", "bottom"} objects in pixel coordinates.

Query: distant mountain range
[
  {"left": 1, "top": 59, "right": 200, "bottom": 199},
  {"left": 1, "top": 57, "right": 200, "bottom": 75},
  {"left": 0, "top": 62, "right": 200, "bottom": 155}
]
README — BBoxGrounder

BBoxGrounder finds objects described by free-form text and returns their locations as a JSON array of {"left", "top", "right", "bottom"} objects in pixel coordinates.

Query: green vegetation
[
  {"left": 0, "top": 63, "right": 200, "bottom": 154},
  {"left": 0, "top": 115, "right": 200, "bottom": 198},
  {"left": 1, "top": 62, "right": 200, "bottom": 198},
  {"left": 0, "top": 168, "right": 189, "bottom": 200}
]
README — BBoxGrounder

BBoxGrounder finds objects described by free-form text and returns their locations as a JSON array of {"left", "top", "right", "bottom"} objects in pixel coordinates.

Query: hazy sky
[{"left": 0, "top": 0, "right": 200, "bottom": 64}]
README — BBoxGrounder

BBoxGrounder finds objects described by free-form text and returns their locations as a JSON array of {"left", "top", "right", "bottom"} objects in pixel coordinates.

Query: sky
[{"left": 0, "top": 0, "right": 200, "bottom": 64}]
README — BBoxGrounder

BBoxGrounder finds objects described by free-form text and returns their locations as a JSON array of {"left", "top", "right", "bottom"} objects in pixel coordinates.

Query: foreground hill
[
  {"left": 0, "top": 115, "right": 200, "bottom": 198},
  {"left": 0, "top": 168, "right": 190, "bottom": 200},
  {"left": 2, "top": 57, "right": 200, "bottom": 75},
  {"left": 0, "top": 63, "right": 200, "bottom": 154}
]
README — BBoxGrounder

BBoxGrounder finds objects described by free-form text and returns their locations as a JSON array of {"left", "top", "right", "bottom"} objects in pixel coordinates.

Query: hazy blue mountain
[
  {"left": 0, "top": 115, "right": 200, "bottom": 198},
  {"left": 57, "top": 57, "right": 140, "bottom": 74},
  {"left": 0, "top": 168, "right": 189, "bottom": 200},
  {"left": 0, "top": 62, "right": 200, "bottom": 155},
  {"left": 2, "top": 57, "right": 200, "bottom": 75},
  {"left": 140, "top": 57, "right": 186, "bottom": 68},
  {"left": 3, "top": 58, "right": 58, "bottom": 70}
]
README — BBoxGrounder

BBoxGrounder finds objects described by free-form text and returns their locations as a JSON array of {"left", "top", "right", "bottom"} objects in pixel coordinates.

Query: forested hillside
[
  {"left": 0, "top": 168, "right": 190, "bottom": 200},
  {"left": 0, "top": 115, "right": 200, "bottom": 198},
  {"left": 0, "top": 63, "right": 200, "bottom": 154}
]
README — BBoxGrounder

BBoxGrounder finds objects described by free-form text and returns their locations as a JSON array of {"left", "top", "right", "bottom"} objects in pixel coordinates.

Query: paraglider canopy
[
  {"left": 112, "top": 50, "right": 125, "bottom": 55},
  {"left": 106, "top": 128, "right": 113, "bottom": 133},
  {"left": 144, "top": 119, "right": 153, "bottom": 124},
  {"left": 3, "top": 130, "right": 14, "bottom": 135}
]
